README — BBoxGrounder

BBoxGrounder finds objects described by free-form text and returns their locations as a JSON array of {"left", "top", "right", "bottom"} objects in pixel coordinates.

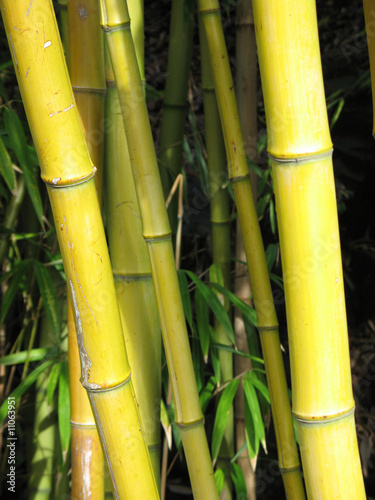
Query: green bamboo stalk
[
  {"left": 100, "top": 1, "right": 218, "bottom": 498},
  {"left": 234, "top": 1, "right": 258, "bottom": 497},
  {"left": 0, "top": 2, "right": 159, "bottom": 497},
  {"left": 199, "top": 17, "right": 233, "bottom": 497},
  {"left": 158, "top": 0, "right": 194, "bottom": 231},
  {"left": 197, "top": 1, "right": 306, "bottom": 497}
]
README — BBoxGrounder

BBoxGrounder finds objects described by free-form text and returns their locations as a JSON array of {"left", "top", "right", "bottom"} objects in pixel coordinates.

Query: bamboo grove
[{"left": 0, "top": 0, "right": 370, "bottom": 499}]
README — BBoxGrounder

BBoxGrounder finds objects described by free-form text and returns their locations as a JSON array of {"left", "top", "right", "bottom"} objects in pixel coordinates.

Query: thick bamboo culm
[
  {"left": 199, "top": 18, "right": 233, "bottom": 497},
  {"left": 0, "top": 2, "right": 159, "bottom": 498},
  {"left": 252, "top": 1, "right": 366, "bottom": 498},
  {"left": 234, "top": 1, "right": 258, "bottom": 498},
  {"left": 100, "top": 1, "right": 218, "bottom": 498},
  {"left": 197, "top": 1, "right": 306, "bottom": 497},
  {"left": 158, "top": 0, "right": 194, "bottom": 220},
  {"left": 364, "top": 0, "right": 375, "bottom": 136},
  {"left": 105, "top": 14, "right": 162, "bottom": 485},
  {"left": 67, "top": 2, "right": 106, "bottom": 497}
]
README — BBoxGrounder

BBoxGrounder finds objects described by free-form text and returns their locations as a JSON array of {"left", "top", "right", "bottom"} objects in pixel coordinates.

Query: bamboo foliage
[
  {"left": 364, "top": 0, "right": 375, "bottom": 135},
  {"left": 197, "top": 1, "right": 305, "bottom": 497},
  {"left": 251, "top": 0, "right": 366, "bottom": 498},
  {"left": 100, "top": 1, "right": 218, "bottom": 498},
  {"left": 0, "top": 1, "right": 159, "bottom": 498}
]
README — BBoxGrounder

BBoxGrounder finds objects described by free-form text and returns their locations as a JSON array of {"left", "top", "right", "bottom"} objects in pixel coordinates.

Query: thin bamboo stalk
[
  {"left": 67, "top": 2, "right": 106, "bottom": 497},
  {"left": 105, "top": 40, "right": 162, "bottom": 486},
  {"left": 199, "top": 17, "right": 233, "bottom": 497},
  {"left": 100, "top": 1, "right": 218, "bottom": 498},
  {"left": 364, "top": 0, "right": 375, "bottom": 136},
  {"left": 252, "top": 1, "right": 366, "bottom": 498},
  {"left": 234, "top": 1, "right": 258, "bottom": 497},
  {"left": 197, "top": 1, "right": 305, "bottom": 497},
  {"left": 158, "top": 0, "right": 194, "bottom": 230},
  {"left": 0, "top": 2, "right": 159, "bottom": 497}
]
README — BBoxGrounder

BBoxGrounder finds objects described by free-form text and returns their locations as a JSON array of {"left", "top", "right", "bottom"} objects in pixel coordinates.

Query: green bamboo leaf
[
  {"left": 214, "top": 468, "right": 225, "bottom": 496},
  {"left": 34, "top": 260, "right": 61, "bottom": 339},
  {"left": 0, "top": 259, "right": 32, "bottom": 323},
  {"left": 269, "top": 198, "right": 276, "bottom": 234},
  {"left": 0, "top": 360, "right": 54, "bottom": 423},
  {"left": 0, "top": 348, "right": 48, "bottom": 365},
  {"left": 244, "top": 386, "right": 259, "bottom": 459},
  {"left": 210, "top": 327, "right": 221, "bottom": 385},
  {"left": 265, "top": 243, "right": 279, "bottom": 272},
  {"left": 244, "top": 372, "right": 267, "bottom": 454},
  {"left": 230, "top": 462, "right": 247, "bottom": 499},
  {"left": 211, "top": 342, "right": 264, "bottom": 364},
  {"left": 177, "top": 269, "right": 193, "bottom": 329},
  {"left": 184, "top": 270, "right": 235, "bottom": 343},
  {"left": 160, "top": 399, "right": 172, "bottom": 450},
  {"left": 4, "top": 108, "right": 44, "bottom": 226},
  {"left": 195, "top": 287, "right": 210, "bottom": 361},
  {"left": 210, "top": 281, "right": 257, "bottom": 327},
  {"left": 0, "top": 136, "right": 15, "bottom": 191},
  {"left": 47, "top": 362, "right": 62, "bottom": 405},
  {"left": 211, "top": 379, "right": 239, "bottom": 461},
  {"left": 199, "top": 375, "right": 216, "bottom": 414},
  {"left": 248, "top": 371, "right": 270, "bottom": 405},
  {"left": 58, "top": 361, "right": 70, "bottom": 452}
]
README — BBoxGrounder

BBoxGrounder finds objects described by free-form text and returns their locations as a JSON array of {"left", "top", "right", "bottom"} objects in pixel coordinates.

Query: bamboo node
[
  {"left": 293, "top": 406, "right": 355, "bottom": 425},
  {"left": 229, "top": 173, "right": 250, "bottom": 184},
  {"left": 177, "top": 418, "right": 205, "bottom": 430},
  {"left": 101, "top": 22, "right": 130, "bottom": 34},
  {"left": 268, "top": 148, "right": 333, "bottom": 166},
  {"left": 43, "top": 167, "right": 97, "bottom": 187}
]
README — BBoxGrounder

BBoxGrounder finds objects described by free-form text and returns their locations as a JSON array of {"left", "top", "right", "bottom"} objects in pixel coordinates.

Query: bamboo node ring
[{"left": 268, "top": 148, "right": 333, "bottom": 165}]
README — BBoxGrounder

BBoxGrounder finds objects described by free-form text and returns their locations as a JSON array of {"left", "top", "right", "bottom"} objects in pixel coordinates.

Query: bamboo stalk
[
  {"left": 158, "top": 0, "right": 194, "bottom": 229},
  {"left": 100, "top": 1, "right": 218, "bottom": 498},
  {"left": 197, "top": 1, "right": 306, "bottom": 497},
  {"left": 234, "top": 1, "right": 258, "bottom": 497},
  {"left": 105, "top": 25, "right": 162, "bottom": 484},
  {"left": 199, "top": 17, "right": 233, "bottom": 497},
  {"left": 364, "top": 0, "right": 375, "bottom": 136},
  {"left": 57, "top": 0, "right": 70, "bottom": 67},
  {"left": 67, "top": 2, "right": 106, "bottom": 497},
  {"left": 0, "top": 2, "right": 159, "bottom": 497},
  {"left": 252, "top": 1, "right": 366, "bottom": 498}
]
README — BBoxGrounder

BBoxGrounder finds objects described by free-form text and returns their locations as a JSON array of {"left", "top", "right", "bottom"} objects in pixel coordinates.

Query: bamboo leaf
[
  {"left": 47, "top": 362, "right": 62, "bottom": 405},
  {"left": 265, "top": 243, "right": 279, "bottom": 272},
  {"left": 58, "top": 361, "right": 70, "bottom": 452},
  {"left": 214, "top": 468, "right": 225, "bottom": 496},
  {"left": 199, "top": 375, "right": 216, "bottom": 414},
  {"left": 211, "top": 379, "right": 239, "bottom": 461},
  {"left": 210, "top": 281, "right": 257, "bottom": 327},
  {"left": 184, "top": 270, "right": 235, "bottom": 343},
  {"left": 195, "top": 287, "right": 210, "bottom": 361},
  {"left": 160, "top": 399, "right": 172, "bottom": 450},
  {"left": 269, "top": 198, "right": 276, "bottom": 234},
  {"left": 4, "top": 108, "right": 44, "bottom": 226},
  {"left": 211, "top": 342, "right": 264, "bottom": 364},
  {"left": 230, "top": 462, "right": 247, "bottom": 499},
  {"left": 177, "top": 269, "right": 193, "bottom": 329},
  {"left": 34, "top": 260, "right": 61, "bottom": 339},
  {"left": 248, "top": 371, "right": 270, "bottom": 405},
  {"left": 210, "top": 327, "right": 221, "bottom": 384},
  {"left": 244, "top": 386, "right": 259, "bottom": 459},
  {"left": 0, "top": 360, "right": 54, "bottom": 423},
  {"left": 0, "top": 136, "right": 15, "bottom": 192},
  {"left": 0, "top": 259, "right": 32, "bottom": 323},
  {"left": 0, "top": 348, "right": 48, "bottom": 365},
  {"left": 244, "top": 372, "right": 267, "bottom": 454}
]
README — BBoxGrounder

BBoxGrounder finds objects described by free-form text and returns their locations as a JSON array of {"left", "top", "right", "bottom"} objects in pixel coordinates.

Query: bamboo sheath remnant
[
  {"left": 197, "top": 1, "right": 305, "bottom": 497},
  {"left": 252, "top": 0, "right": 366, "bottom": 498},
  {"left": 100, "top": 1, "right": 218, "bottom": 498},
  {"left": 67, "top": 1, "right": 106, "bottom": 497},
  {"left": 0, "top": 1, "right": 159, "bottom": 498}
]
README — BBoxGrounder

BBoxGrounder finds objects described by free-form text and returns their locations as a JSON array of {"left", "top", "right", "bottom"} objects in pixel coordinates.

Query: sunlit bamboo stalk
[
  {"left": 105, "top": 12, "right": 162, "bottom": 482},
  {"left": 252, "top": 1, "right": 366, "bottom": 498},
  {"left": 197, "top": 1, "right": 305, "bottom": 497},
  {"left": 234, "top": 1, "right": 257, "bottom": 497},
  {"left": 67, "top": 1, "right": 106, "bottom": 497},
  {"left": 0, "top": 2, "right": 159, "bottom": 497},
  {"left": 199, "top": 17, "right": 233, "bottom": 497},
  {"left": 364, "top": 0, "right": 375, "bottom": 136},
  {"left": 100, "top": 1, "right": 218, "bottom": 498}
]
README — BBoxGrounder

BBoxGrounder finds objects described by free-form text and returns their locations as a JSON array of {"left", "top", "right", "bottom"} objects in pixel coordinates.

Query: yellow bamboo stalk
[
  {"left": 197, "top": 1, "right": 305, "bottom": 497},
  {"left": 252, "top": 1, "right": 366, "bottom": 498},
  {"left": 234, "top": 1, "right": 258, "bottom": 497},
  {"left": 67, "top": 2, "right": 106, "bottom": 497},
  {"left": 100, "top": 1, "right": 218, "bottom": 498},
  {"left": 364, "top": 0, "right": 375, "bottom": 136},
  {"left": 105, "top": 38, "right": 162, "bottom": 485},
  {"left": 0, "top": 2, "right": 158, "bottom": 497}
]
